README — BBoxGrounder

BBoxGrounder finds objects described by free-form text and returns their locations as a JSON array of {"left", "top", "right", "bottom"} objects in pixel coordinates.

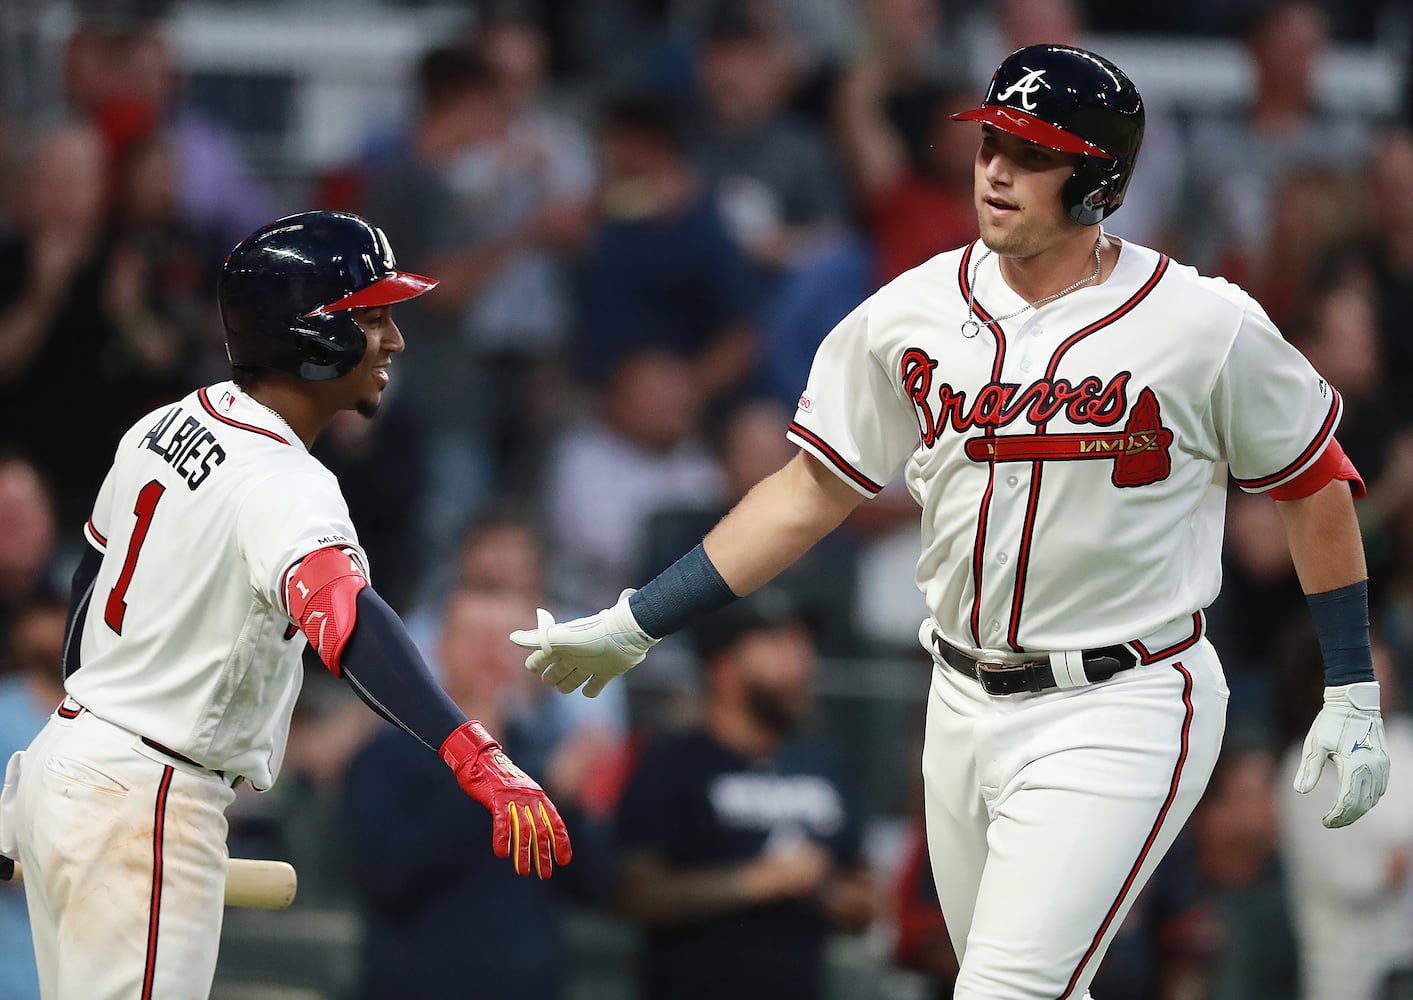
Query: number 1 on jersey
[{"left": 104, "top": 479, "right": 167, "bottom": 634}]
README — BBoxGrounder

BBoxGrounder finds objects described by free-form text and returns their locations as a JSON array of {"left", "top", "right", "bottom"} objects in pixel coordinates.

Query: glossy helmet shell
[
  {"left": 219, "top": 211, "right": 437, "bottom": 381},
  {"left": 952, "top": 44, "right": 1145, "bottom": 225}
]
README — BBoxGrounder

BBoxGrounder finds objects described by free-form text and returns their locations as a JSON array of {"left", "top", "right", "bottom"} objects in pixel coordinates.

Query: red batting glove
[{"left": 439, "top": 721, "right": 573, "bottom": 878}]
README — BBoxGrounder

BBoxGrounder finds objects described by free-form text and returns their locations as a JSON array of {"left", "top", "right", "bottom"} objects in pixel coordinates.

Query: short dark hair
[
  {"left": 416, "top": 46, "right": 497, "bottom": 108},
  {"left": 692, "top": 586, "right": 811, "bottom": 662},
  {"left": 597, "top": 91, "right": 689, "bottom": 155}
]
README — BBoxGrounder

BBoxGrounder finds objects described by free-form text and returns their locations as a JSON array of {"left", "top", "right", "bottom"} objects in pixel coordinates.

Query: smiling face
[
  {"left": 338, "top": 304, "right": 405, "bottom": 418},
  {"left": 973, "top": 125, "right": 1084, "bottom": 259}
]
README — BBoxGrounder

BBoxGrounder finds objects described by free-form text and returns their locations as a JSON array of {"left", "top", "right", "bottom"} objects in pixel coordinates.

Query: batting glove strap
[
  {"left": 511, "top": 590, "right": 660, "bottom": 697},
  {"left": 440, "top": 721, "right": 573, "bottom": 878},
  {"left": 1294, "top": 681, "right": 1392, "bottom": 829}
]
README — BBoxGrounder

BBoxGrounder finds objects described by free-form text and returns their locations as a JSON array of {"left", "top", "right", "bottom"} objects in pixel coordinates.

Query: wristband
[
  {"left": 629, "top": 543, "right": 738, "bottom": 639},
  {"left": 1307, "top": 579, "right": 1375, "bottom": 686}
]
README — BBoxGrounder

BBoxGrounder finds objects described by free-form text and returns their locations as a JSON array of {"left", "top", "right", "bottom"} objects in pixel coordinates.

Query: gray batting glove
[
  {"left": 510, "top": 589, "right": 659, "bottom": 698},
  {"left": 1293, "top": 680, "right": 1391, "bottom": 828}
]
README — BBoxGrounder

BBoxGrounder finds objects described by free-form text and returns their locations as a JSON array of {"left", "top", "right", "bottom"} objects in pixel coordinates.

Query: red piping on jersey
[
  {"left": 957, "top": 241, "right": 1014, "bottom": 648},
  {"left": 197, "top": 387, "right": 290, "bottom": 445},
  {"left": 85, "top": 519, "right": 108, "bottom": 548},
  {"left": 786, "top": 422, "right": 885, "bottom": 494},
  {"left": 1131, "top": 612, "right": 1204, "bottom": 665},
  {"left": 1234, "top": 390, "right": 1343, "bottom": 491},
  {"left": 1059, "top": 660, "right": 1194, "bottom": 999},
  {"left": 141, "top": 765, "right": 175, "bottom": 1000},
  {"left": 1005, "top": 255, "right": 1170, "bottom": 649}
]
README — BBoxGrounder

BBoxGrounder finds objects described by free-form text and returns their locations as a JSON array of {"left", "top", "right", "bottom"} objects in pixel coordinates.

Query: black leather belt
[
  {"left": 140, "top": 737, "right": 242, "bottom": 788},
  {"left": 59, "top": 700, "right": 241, "bottom": 787},
  {"left": 933, "top": 635, "right": 1137, "bottom": 695}
]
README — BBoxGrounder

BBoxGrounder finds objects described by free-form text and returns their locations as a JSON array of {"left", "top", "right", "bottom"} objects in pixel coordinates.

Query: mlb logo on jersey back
[
  {"left": 219, "top": 391, "right": 237, "bottom": 411},
  {"left": 797, "top": 392, "right": 815, "bottom": 413}
]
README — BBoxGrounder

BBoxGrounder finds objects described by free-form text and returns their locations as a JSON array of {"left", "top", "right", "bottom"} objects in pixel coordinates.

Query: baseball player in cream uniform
[
  {"left": 510, "top": 45, "right": 1391, "bottom": 998},
  {"left": 0, "top": 211, "right": 571, "bottom": 1000}
]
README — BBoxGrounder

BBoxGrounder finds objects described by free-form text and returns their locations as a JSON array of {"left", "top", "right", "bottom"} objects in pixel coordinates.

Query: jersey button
[
  {"left": 997, "top": 552, "right": 1009, "bottom": 564},
  {"left": 1006, "top": 475, "right": 1019, "bottom": 487},
  {"left": 988, "top": 620, "right": 1001, "bottom": 633}
]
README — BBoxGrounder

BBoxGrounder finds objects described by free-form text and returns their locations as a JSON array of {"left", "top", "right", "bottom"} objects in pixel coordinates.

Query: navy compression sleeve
[
  {"left": 62, "top": 544, "right": 102, "bottom": 679},
  {"left": 339, "top": 587, "right": 466, "bottom": 751}
]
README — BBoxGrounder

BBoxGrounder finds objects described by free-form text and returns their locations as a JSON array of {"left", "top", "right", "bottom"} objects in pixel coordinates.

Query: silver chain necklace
[{"left": 961, "top": 234, "right": 1104, "bottom": 339}]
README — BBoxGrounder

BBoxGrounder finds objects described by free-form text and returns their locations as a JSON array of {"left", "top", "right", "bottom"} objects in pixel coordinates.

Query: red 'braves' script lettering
[
  {"left": 902, "top": 351, "right": 1132, "bottom": 436},
  {"left": 901, "top": 349, "right": 941, "bottom": 445}
]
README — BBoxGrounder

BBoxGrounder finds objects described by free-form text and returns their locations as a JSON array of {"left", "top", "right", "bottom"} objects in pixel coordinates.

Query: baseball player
[
  {"left": 512, "top": 45, "right": 1391, "bottom": 998},
  {"left": 0, "top": 211, "right": 571, "bottom": 1000}
]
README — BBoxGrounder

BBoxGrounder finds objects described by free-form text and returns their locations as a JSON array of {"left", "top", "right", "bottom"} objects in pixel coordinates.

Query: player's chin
[{"left": 354, "top": 396, "right": 383, "bottom": 419}]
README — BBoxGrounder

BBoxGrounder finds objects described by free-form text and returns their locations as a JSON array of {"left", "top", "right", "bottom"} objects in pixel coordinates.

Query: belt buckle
[{"left": 974, "top": 659, "right": 1021, "bottom": 696}]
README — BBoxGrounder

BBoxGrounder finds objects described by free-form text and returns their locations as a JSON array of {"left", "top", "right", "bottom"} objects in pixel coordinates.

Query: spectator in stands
[
  {"left": 0, "top": 457, "right": 59, "bottom": 652},
  {"left": 542, "top": 349, "right": 724, "bottom": 611},
  {"left": 103, "top": 130, "right": 228, "bottom": 404},
  {"left": 447, "top": 7, "right": 597, "bottom": 500},
  {"left": 574, "top": 91, "right": 759, "bottom": 405},
  {"left": 0, "top": 123, "right": 126, "bottom": 530},
  {"left": 637, "top": 395, "right": 860, "bottom": 652},
  {"left": 1287, "top": 278, "right": 1413, "bottom": 602},
  {"left": 1180, "top": 0, "right": 1372, "bottom": 276},
  {"left": 1186, "top": 742, "right": 1299, "bottom": 1000},
  {"left": 0, "top": 589, "right": 68, "bottom": 1000},
  {"left": 1354, "top": 127, "right": 1413, "bottom": 427},
  {"left": 340, "top": 585, "right": 615, "bottom": 1000},
  {"left": 311, "top": 403, "right": 426, "bottom": 615},
  {"left": 1277, "top": 628, "right": 1413, "bottom": 1000},
  {"left": 358, "top": 46, "right": 518, "bottom": 564},
  {"left": 890, "top": 812, "right": 958, "bottom": 998},
  {"left": 834, "top": 74, "right": 977, "bottom": 284},
  {"left": 614, "top": 587, "right": 877, "bottom": 1000},
  {"left": 64, "top": 16, "right": 275, "bottom": 250},
  {"left": 690, "top": 0, "right": 850, "bottom": 280}
]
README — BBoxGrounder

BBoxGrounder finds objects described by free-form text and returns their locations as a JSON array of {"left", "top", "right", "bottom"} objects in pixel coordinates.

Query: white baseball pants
[
  {"left": 1, "top": 700, "right": 236, "bottom": 1000},
  {"left": 922, "top": 637, "right": 1228, "bottom": 999}
]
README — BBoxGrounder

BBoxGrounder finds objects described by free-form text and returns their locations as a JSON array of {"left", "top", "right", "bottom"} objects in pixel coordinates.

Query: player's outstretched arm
[
  {"left": 286, "top": 550, "right": 572, "bottom": 876},
  {"left": 512, "top": 451, "right": 864, "bottom": 695},
  {"left": 1275, "top": 478, "right": 1391, "bottom": 828}
]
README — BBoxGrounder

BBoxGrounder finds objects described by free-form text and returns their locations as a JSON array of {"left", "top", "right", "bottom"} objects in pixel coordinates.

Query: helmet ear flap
[
  {"left": 289, "top": 311, "right": 368, "bottom": 382},
  {"left": 1062, "top": 155, "right": 1125, "bottom": 226}
]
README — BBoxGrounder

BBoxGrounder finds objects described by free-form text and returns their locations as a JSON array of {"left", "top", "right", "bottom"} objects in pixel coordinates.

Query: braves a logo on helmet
[{"left": 995, "top": 68, "right": 1049, "bottom": 111}]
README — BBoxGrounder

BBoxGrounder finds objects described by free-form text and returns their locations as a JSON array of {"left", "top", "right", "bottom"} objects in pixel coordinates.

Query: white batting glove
[
  {"left": 1293, "top": 681, "right": 1391, "bottom": 828},
  {"left": 509, "top": 590, "right": 659, "bottom": 698}
]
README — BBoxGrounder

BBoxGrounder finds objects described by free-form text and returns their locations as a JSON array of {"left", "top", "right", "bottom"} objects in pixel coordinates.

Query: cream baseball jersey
[
  {"left": 788, "top": 238, "right": 1343, "bottom": 657},
  {"left": 65, "top": 381, "right": 368, "bottom": 787}
]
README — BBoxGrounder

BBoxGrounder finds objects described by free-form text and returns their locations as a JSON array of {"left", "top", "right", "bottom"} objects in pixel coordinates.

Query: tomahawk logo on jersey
[{"left": 788, "top": 239, "right": 1347, "bottom": 656}]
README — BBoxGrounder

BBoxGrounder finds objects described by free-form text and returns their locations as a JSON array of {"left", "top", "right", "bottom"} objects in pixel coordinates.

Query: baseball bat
[{"left": 0, "top": 855, "right": 297, "bottom": 910}]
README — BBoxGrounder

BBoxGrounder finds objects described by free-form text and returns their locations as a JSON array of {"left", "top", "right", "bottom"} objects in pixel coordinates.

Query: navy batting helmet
[
  {"left": 219, "top": 211, "right": 438, "bottom": 382},
  {"left": 952, "top": 44, "right": 1145, "bottom": 226}
]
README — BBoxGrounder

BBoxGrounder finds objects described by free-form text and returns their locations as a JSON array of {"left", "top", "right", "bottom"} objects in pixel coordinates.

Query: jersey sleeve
[
  {"left": 234, "top": 467, "right": 368, "bottom": 615},
  {"left": 786, "top": 295, "right": 920, "bottom": 496},
  {"left": 82, "top": 462, "right": 119, "bottom": 553},
  {"left": 1210, "top": 298, "right": 1344, "bottom": 494}
]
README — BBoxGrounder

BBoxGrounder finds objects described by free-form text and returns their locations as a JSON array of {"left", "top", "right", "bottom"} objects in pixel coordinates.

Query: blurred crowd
[{"left": 5, "top": 0, "right": 1413, "bottom": 998}]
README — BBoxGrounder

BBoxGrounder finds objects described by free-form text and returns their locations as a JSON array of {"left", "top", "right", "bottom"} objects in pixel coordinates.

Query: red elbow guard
[
  {"left": 285, "top": 547, "right": 367, "bottom": 677},
  {"left": 1268, "top": 438, "right": 1366, "bottom": 502}
]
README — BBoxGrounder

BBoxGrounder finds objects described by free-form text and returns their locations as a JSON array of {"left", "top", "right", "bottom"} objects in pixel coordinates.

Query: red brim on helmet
[
  {"left": 951, "top": 106, "right": 1115, "bottom": 160},
  {"left": 304, "top": 271, "right": 440, "bottom": 317}
]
